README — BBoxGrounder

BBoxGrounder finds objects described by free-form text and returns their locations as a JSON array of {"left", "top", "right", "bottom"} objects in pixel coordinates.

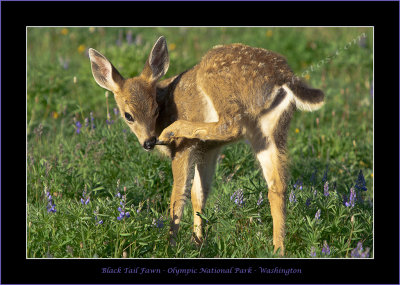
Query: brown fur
[{"left": 89, "top": 36, "right": 325, "bottom": 256}]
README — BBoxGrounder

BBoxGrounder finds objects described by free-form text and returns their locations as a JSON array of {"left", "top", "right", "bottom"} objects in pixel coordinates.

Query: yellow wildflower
[
  {"left": 52, "top": 111, "right": 59, "bottom": 119},
  {"left": 371, "top": 173, "right": 373, "bottom": 178},
  {"left": 61, "top": 28, "right": 69, "bottom": 35},
  {"left": 169, "top": 43, "right": 176, "bottom": 51},
  {"left": 78, "top": 44, "right": 86, "bottom": 54},
  {"left": 295, "top": 128, "right": 300, "bottom": 133},
  {"left": 304, "top": 74, "right": 311, "bottom": 81},
  {"left": 266, "top": 30, "right": 273, "bottom": 37}
]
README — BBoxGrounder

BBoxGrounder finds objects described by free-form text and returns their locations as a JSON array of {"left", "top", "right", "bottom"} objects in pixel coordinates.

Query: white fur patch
[
  {"left": 199, "top": 86, "right": 219, "bottom": 123},
  {"left": 259, "top": 86, "right": 293, "bottom": 137},
  {"left": 282, "top": 84, "right": 324, "bottom": 112}
]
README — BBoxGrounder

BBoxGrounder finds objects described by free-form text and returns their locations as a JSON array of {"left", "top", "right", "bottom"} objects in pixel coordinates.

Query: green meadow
[{"left": 27, "top": 27, "right": 373, "bottom": 258}]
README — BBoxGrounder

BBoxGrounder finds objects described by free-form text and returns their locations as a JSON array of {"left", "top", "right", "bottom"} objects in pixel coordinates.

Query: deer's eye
[{"left": 124, "top": 112, "right": 134, "bottom": 122}]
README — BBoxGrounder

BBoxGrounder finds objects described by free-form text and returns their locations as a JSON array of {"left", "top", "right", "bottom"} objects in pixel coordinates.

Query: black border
[{"left": 1, "top": 1, "right": 399, "bottom": 284}]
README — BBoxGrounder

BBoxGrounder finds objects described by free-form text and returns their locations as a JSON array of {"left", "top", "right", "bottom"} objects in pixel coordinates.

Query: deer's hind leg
[
  {"left": 249, "top": 106, "right": 294, "bottom": 256},
  {"left": 190, "top": 147, "right": 220, "bottom": 244}
]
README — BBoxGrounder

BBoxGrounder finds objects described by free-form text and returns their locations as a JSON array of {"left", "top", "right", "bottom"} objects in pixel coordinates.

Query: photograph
[{"left": 26, "top": 26, "right": 373, "bottom": 260}]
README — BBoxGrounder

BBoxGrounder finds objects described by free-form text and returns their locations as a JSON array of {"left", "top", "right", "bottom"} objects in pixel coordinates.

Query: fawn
[{"left": 89, "top": 36, "right": 324, "bottom": 255}]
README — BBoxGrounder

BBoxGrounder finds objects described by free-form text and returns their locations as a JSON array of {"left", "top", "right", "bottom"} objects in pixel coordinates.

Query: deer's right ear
[{"left": 88, "top": 48, "right": 124, "bottom": 93}]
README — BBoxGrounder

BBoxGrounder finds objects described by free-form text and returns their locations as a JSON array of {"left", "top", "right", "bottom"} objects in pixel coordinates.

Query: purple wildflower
[
  {"left": 257, "top": 192, "right": 263, "bottom": 206},
  {"left": 90, "top": 112, "right": 95, "bottom": 130},
  {"left": 84, "top": 117, "right": 89, "bottom": 127},
  {"left": 94, "top": 210, "right": 103, "bottom": 226},
  {"left": 355, "top": 170, "right": 367, "bottom": 191},
  {"left": 80, "top": 187, "right": 90, "bottom": 205},
  {"left": 305, "top": 198, "right": 311, "bottom": 207},
  {"left": 46, "top": 190, "right": 57, "bottom": 213},
  {"left": 315, "top": 209, "right": 321, "bottom": 220},
  {"left": 117, "top": 187, "right": 130, "bottom": 221},
  {"left": 293, "top": 178, "right": 303, "bottom": 190},
  {"left": 289, "top": 190, "right": 297, "bottom": 203},
  {"left": 351, "top": 241, "right": 370, "bottom": 258},
  {"left": 153, "top": 217, "right": 164, "bottom": 229},
  {"left": 113, "top": 107, "right": 119, "bottom": 117},
  {"left": 345, "top": 187, "right": 356, "bottom": 208},
  {"left": 106, "top": 119, "right": 114, "bottom": 125},
  {"left": 230, "top": 189, "right": 245, "bottom": 206},
  {"left": 126, "top": 30, "right": 133, "bottom": 45},
  {"left": 310, "top": 246, "right": 316, "bottom": 257},
  {"left": 75, "top": 121, "right": 82, "bottom": 134},
  {"left": 323, "top": 181, "right": 329, "bottom": 197},
  {"left": 58, "top": 56, "right": 70, "bottom": 69},
  {"left": 322, "top": 241, "right": 330, "bottom": 255}
]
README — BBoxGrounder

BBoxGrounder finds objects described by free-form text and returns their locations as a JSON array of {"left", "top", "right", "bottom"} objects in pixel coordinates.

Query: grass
[{"left": 27, "top": 27, "right": 373, "bottom": 258}]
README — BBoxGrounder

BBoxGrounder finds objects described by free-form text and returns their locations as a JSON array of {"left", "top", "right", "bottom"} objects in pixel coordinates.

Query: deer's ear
[
  {"left": 143, "top": 36, "right": 169, "bottom": 83},
  {"left": 88, "top": 48, "right": 124, "bottom": 93}
]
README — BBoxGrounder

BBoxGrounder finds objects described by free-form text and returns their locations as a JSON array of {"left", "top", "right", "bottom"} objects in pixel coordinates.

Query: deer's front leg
[
  {"left": 169, "top": 148, "right": 195, "bottom": 246},
  {"left": 159, "top": 116, "right": 242, "bottom": 144}
]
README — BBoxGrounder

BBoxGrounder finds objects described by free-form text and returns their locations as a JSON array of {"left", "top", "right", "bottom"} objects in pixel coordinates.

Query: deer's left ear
[
  {"left": 88, "top": 48, "right": 124, "bottom": 93},
  {"left": 142, "top": 36, "right": 169, "bottom": 83}
]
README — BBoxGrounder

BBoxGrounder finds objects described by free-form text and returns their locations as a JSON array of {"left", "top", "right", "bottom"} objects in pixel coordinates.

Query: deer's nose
[{"left": 143, "top": 137, "right": 157, "bottom": 150}]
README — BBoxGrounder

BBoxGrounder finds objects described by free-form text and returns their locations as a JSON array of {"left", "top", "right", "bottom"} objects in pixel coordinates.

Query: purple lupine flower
[
  {"left": 322, "top": 241, "right": 330, "bottom": 255},
  {"left": 46, "top": 191, "right": 57, "bottom": 213},
  {"left": 84, "top": 117, "right": 89, "bottom": 127},
  {"left": 117, "top": 187, "right": 130, "bottom": 221},
  {"left": 75, "top": 121, "right": 82, "bottom": 134},
  {"left": 58, "top": 56, "right": 70, "bottom": 70},
  {"left": 90, "top": 112, "right": 96, "bottom": 130},
  {"left": 106, "top": 119, "right": 114, "bottom": 125},
  {"left": 126, "top": 30, "right": 133, "bottom": 45},
  {"left": 323, "top": 181, "right": 329, "bottom": 197},
  {"left": 94, "top": 210, "right": 103, "bottom": 226},
  {"left": 351, "top": 241, "right": 370, "bottom": 258},
  {"left": 257, "top": 192, "right": 263, "bottom": 206},
  {"left": 345, "top": 188, "right": 356, "bottom": 208},
  {"left": 289, "top": 190, "right": 297, "bottom": 203},
  {"left": 310, "top": 246, "right": 316, "bottom": 257},
  {"left": 113, "top": 108, "right": 119, "bottom": 117},
  {"left": 230, "top": 189, "right": 244, "bottom": 206},
  {"left": 315, "top": 209, "right": 321, "bottom": 220},
  {"left": 305, "top": 198, "right": 311, "bottom": 207},
  {"left": 153, "top": 217, "right": 164, "bottom": 229},
  {"left": 355, "top": 170, "right": 367, "bottom": 191},
  {"left": 293, "top": 178, "right": 303, "bottom": 190},
  {"left": 80, "top": 187, "right": 90, "bottom": 205}
]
